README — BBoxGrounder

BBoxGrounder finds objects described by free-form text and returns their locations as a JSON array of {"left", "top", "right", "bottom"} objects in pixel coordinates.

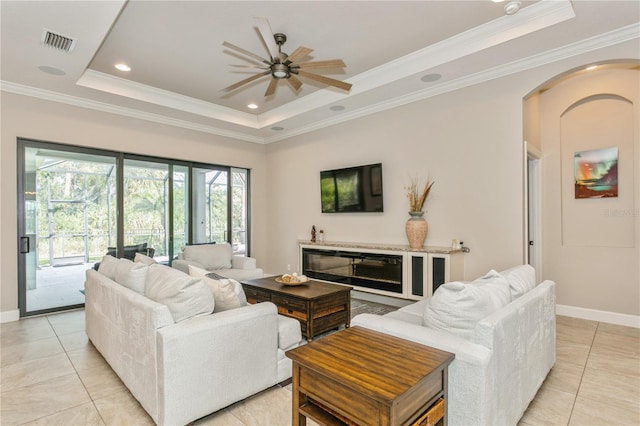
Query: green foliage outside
[
  {"left": 321, "top": 171, "right": 359, "bottom": 212},
  {"left": 33, "top": 161, "right": 247, "bottom": 265}
]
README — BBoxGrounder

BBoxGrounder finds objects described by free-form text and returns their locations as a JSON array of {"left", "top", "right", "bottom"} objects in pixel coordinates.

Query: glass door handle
[{"left": 19, "top": 236, "right": 30, "bottom": 254}]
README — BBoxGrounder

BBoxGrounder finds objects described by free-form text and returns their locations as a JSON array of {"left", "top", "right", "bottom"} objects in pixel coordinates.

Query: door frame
[
  {"left": 524, "top": 141, "right": 543, "bottom": 281},
  {"left": 17, "top": 139, "right": 117, "bottom": 317}
]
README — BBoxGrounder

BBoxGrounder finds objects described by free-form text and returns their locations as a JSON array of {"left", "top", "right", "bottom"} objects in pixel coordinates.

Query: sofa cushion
[
  {"left": 277, "top": 314, "right": 302, "bottom": 350},
  {"left": 134, "top": 252, "right": 157, "bottom": 265},
  {"left": 204, "top": 276, "right": 242, "bottom": 312},
  {"left": 231, "top": 256, "right": 257, "bottom": 270},
  {"left": 188, "top": 265, "right": 243, "bottom": 312},
  {"left": 423, "top": 270, "right": 511, "bottom": 339},
  {"left": 114, "top": 259, "right": 148, "bottom": 294},
  {"left": 501, "top": 264, "right": 536, "bottom": 299},
  {"left": 182, "top": 243, "right": 232, "bottom": 270},
  {"left": 97, "top": 255, "right": 120, "bottom": 280},
  {"left": 145, "top": 264, "right": 214, "bottom": 322}
]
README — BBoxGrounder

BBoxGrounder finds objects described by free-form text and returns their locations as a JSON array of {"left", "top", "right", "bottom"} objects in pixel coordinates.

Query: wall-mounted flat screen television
[{"left": 321, "top": 163, "right": 383, "bottom": 213}]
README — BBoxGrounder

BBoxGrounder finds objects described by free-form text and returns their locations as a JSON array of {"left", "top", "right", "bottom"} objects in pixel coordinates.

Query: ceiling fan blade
[
  {"left": 287, "top": 74, "right": 303, "bottom": 91},
  {"left": 296, "top": 59, "right": 346, "bottom": 69},
  {"left": 223, "top": 41, "right": 271, "bottom": 65},
  {"left": 285, "top": 46, "right": 313, "bottom": 65},
  {"left": 265, "top": 78, "right": 278, "bottom": 96},
  {"left": 296, "top": 70, "right": 352, "bottom": 92},
  {"left": 221, "top": 70, "right": 271, "bottom": 92},
  {"left": 230, "top": 64, "right": 269, "bottom": 69},
  {"left": 254, "top": 17, "right": 280, "bottom": 60}
]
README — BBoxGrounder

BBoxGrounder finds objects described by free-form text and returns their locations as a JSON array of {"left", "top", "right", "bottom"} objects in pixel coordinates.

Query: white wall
[
  {"left": 264, "top": 41, "right": 640, "bottom": 321},
  {"left": 266, "top": 79, "right": 526, "bottom": 279},
  {"left": 539, "top": 68, "right": 639, "bottom": 317},
  {"left": 0, "top": 92, "right": 267, "bottom": 314}
]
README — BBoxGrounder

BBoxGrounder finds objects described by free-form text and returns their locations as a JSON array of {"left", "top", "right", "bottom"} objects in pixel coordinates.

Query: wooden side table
[
  {"left": 286, "top": 326, "right": 455, "bottom": 426},
  {"left": 241, "top": 276, "right": 352, "bottom": 341}
]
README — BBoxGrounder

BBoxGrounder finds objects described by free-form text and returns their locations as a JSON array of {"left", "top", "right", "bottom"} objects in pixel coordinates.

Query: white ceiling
[{"left": 1, "top": 1, "right": 639, "bottom": 143}]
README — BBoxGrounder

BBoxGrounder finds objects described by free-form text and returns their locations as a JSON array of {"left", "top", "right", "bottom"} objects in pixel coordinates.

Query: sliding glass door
[
  {"left": 190, "top": 166, "right": 249, "bottom": 253},
  {"left": 123, "top": 159, "right": 170, "bottom": 262},
  {"left": 192, "top": 166, "right": 229, "bottom": 244},
  {"left": 17, "top": 139, "right": 250, "bottom": 316},
  {"left": 18, "top": 142, "right": 117, "bottom": 315},
  {"left": 231, "top": 168, "right": 249, "bottom": 255},
  {"left": 173, "top": 166, "right": 189, "bottom": 255}
]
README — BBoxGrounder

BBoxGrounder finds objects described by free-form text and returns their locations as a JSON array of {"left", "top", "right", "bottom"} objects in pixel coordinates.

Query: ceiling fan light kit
[
  {"left": 222, "top": 17, "right": 352, "bottom": 97},
  {"left": 272, "top": 63, "right": 289, "bottom": 78}
]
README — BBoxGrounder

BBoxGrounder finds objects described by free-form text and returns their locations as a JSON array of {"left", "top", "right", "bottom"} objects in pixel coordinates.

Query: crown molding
[
  {"left": 76, "top": 69, "right": 260, "bottom": 128},
  {"left": 259, "top": 0, "right": 576, "bottom": 127},
  {"left": 264, "top": 23, "right": 640, "bottom": 143},
  {"left": 2, "top": 22, "right": 637, "bottom": 145},
  {"left": 0, "top": 81, "right": 265, "bottom": 144}
]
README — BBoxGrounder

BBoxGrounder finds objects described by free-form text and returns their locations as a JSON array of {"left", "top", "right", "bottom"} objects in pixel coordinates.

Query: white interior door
[{"left": 525, "top": 142, "right": 543, "bottom": 281}]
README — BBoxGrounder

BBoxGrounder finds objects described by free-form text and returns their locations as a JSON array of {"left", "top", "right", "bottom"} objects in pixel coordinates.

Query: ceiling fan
[{"left": 222, "top": 17, "right": 352, "bottom": 97}]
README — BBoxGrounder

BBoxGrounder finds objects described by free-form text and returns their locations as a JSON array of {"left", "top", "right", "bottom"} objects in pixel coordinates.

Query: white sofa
[
  {"left": 352, "top": 265, "right": 556, "bottom": 426},
  {"left": 85, "top": 258, "right": 301, "bottom": 426},
  {"left": 171, "top": 243, "right": 264, "bottom": 281}
]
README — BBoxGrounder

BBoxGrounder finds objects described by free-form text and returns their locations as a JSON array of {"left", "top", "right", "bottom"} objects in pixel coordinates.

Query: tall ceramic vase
[{"left": 406, "top": 211, "right": 428, "bottom": 249}]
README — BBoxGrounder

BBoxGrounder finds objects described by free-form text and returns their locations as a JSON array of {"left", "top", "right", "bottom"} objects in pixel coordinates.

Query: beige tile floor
[{"left": 1, "top": 310, "right": 638, "bottom": 426}]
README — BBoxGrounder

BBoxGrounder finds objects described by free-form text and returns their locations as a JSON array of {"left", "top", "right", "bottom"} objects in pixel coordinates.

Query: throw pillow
[
  {"left": 202, "top": 275, "right": 242, "bottom": 312},
  {"left": 188, "top": 265, "right": 242, "bottom": 312},
  {"left": 134, "top": 252, "right": 157, "bottom": 265},
  {"left": 423, "top": 270, "right": 511, "bottom": 339},
  {"left": 501, "top": 264, "right": 536, "bottom": 299},
  {"left": 204, "top": 273, "right": 248, "bottom": 306},
  {"left": 187, "top": 264, "right": 210, "bottom": 277},
  {"left": 97, "top": 255, "right": 119, "bottom": 280},
  {"left": 228, "top": 278, "right": 248, "bottom": 306},
  {"left": 114, "top": 258, "right": 148, "bottom": 294},
  {"left": 145, "top": 264, "right": 214, "bottom": 322},
  {"left": 182, "top": 243, "right": 233, "bottom": 270}
]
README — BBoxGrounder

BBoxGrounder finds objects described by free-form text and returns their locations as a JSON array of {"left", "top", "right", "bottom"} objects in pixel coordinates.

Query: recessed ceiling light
[
  {"left": 271, "top": 126, "right": 284, "bottom": 131},
  {"left": 330, "top": 105, "right": 346, "bottom": 111},
  {"left": 247, "top": 103, "right": 258, "bottom": 109},
  {"left": 491, "top": 0, "right": 505, "bottom": 2},
  {"left": 38, "top": 65, "right": 65, "bottom": 76},
  {"left": 115, "top": 63, "right": 131, "bottom": 72},
  {"left": 504, "top": 0, "right": 522, "bottom": 15},
  {"left": 585, "top": 65, "right": 599, "bottom": 71},
  {"left": 421, "top": 73, "right": 442, "bottom": 83}
]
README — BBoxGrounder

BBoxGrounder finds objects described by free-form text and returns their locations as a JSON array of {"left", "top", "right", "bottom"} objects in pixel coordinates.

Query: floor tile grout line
[
  {"left": 0, "top": 317, "right": 72, "bottom": 395},
  {"left": 5, "top": 316, "right": 89, "bottom": 425},
  {"left": 45, "top": 313, "right": 109, "bottom": 426},
  {"left": 12, "top": 311, "right": 632, "bottom": 425},
  {"left": 14, "top": 384, "right": 94, "bottom": 426},
  {"left": 565, "top": 320, "right": 600, "bottom": 426}
]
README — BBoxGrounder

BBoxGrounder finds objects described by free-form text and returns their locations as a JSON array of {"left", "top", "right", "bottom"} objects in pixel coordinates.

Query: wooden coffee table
[
  {"left": 241, "top": 276, "right": 352, "bottom": 341},
  {"left": 286, "top": 326, "right": 455, "bottom": 426}
]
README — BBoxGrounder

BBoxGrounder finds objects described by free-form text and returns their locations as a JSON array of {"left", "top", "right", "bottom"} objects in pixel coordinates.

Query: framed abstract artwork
[{"left": 574, "top": 147, "right": 618, "bottom": 199}]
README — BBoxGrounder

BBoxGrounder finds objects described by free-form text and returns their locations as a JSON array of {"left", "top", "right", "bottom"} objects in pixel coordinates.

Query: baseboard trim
[
  {"left": 1, "top": 309, "right": 20, "bottom": 323},
  {"left": 556, "top": 304, "right": 640, "bottom": 328}
]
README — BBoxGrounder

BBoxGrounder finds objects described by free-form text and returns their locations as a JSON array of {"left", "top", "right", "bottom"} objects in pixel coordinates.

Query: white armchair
[{"left": 172, "top": 243, "right": 264, "bottom": 281}]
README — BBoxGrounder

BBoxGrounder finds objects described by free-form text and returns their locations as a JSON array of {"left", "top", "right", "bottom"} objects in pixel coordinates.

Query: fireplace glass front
[{"left": 302, "top": 248, "right": 403, "bottom": 294}]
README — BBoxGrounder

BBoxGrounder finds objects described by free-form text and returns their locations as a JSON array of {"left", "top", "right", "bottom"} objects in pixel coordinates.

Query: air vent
[{"left": 41, "top": 29, "right": 76, "bottom": 53}]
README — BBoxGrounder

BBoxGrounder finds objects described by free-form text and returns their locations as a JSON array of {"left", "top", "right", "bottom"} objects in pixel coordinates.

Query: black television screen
[{"left": 320, "top": 163, "right": 383, "bottom": 213}]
